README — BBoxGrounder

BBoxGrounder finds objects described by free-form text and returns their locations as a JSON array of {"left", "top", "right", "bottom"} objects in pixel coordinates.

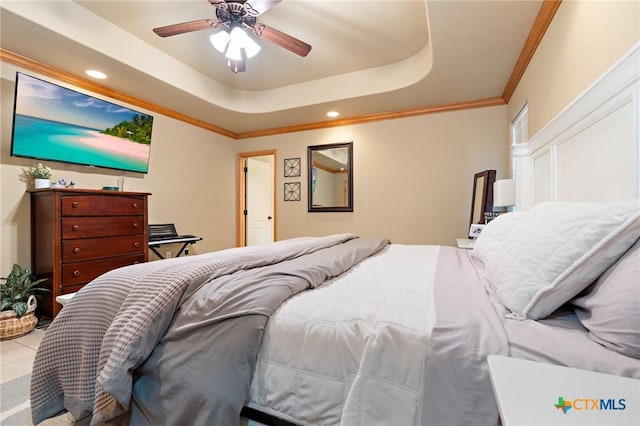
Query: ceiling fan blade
[
  {"left": 153, "top": 19, "right": 215, "bottom": 37},
  {"left": 254, "top": 24, "right": 311, "bottom": 57}
]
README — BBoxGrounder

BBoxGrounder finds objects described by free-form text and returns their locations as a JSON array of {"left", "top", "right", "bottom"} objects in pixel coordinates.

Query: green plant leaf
[
  {"left": 0, "top": 264, "right": 48, "bottom": 311},
  {"left": 12, "top": 302, "right": 27, "bottom": 317}
]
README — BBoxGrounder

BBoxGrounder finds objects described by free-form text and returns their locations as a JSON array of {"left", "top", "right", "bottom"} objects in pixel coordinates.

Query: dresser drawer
[
  {"left": 61, "top": 254, "right": 145, "bottom": 287},
  {"left": 62, "top": 235, "right": 145, "bottom": 262},
  {"left": 61, "top": 195, "right": 145, "bottom": 216},
  {"left": 62, "top": 216, "right": 144, "bottom": 239}
]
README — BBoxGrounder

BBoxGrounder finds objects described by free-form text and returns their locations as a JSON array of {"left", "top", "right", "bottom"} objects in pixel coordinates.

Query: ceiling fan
[{"left": 153, "top": 0, "right": 312, "bottom": 73}]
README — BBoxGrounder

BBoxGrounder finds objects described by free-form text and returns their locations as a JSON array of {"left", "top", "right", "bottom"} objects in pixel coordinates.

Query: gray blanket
[{"left": 31, "top": 234, "right": 389, "bottom": 425}]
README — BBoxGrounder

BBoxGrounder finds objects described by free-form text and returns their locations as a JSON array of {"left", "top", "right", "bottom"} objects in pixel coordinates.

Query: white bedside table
[
  {"left": 456, "top": 238, "right": 475, "bottom": 249},
  {"left": 488, "top": 355, "right": 640, "bottom": 425}
]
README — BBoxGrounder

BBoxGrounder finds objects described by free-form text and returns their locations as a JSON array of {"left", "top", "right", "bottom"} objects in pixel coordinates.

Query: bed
[{"left": 30, "top": 44, "right": 640, "bottom": 425}]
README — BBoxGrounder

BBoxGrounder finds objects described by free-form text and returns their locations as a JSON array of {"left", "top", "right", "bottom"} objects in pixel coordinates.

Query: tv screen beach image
[{"left": 11, "top": 73, "right": 153, "bottom": 173}]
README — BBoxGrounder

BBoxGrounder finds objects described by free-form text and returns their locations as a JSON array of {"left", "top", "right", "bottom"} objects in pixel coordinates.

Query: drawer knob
[
  {"left": 73, "top": 270, "right": 80, "bottom": 277},
  {"left": 73, "top": 247, "right": 81, "bottom": 254},
  {"left": 133, "top": 222, "right": 139, "bottom": 229},
  {"left": 133, "top": 203, "right": 139, "bottom": 209},
  {"left": 134, "top": 242, "right": 140, "bottom": 247},
  {"left": 73, "top": 225, "right": 80, "bottom": 231},
  {"left": 72, "top": 201, "right": 79, "bottom": 208}
]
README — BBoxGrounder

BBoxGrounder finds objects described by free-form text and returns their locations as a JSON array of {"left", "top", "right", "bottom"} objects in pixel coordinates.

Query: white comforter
[{"left": 247, "top": 245, "right": 441, "bottom": 425}]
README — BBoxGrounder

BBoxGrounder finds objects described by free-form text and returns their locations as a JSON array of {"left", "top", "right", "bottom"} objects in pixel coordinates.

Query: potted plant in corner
[
  {"left": 25, "top": 163, "right": 53, "bottom": 189},
  {"left": 0, "top": 264, "right": 49, "bottom": 340}
]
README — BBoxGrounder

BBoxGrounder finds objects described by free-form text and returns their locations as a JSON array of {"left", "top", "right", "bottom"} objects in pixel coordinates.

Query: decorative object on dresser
[
  {"left": 30, "top": 188, "right": 150, "bottom": 318},
  {"left": 24, "top": 163, "right": 53, "bottom": 189},
  {"left": 469, "top": 169, "right": 496, "bottom": 226}
]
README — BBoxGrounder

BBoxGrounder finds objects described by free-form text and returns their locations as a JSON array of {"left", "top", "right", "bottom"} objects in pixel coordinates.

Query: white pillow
[{"left": 472, "top": 200, "right": 640, "bottom": 319}]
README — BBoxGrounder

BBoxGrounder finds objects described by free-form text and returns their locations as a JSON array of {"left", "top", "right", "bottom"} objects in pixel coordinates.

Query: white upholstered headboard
[{"left": 514, "top": 42, "right": 640, "bottom": 210}]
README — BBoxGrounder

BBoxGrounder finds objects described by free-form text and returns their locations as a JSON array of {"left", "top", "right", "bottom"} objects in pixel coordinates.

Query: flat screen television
[{"left": 10, "top": 72, "right": 153, "bottom": 174}]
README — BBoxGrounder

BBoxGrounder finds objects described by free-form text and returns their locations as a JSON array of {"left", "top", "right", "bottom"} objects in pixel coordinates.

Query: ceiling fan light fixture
[
  {"left": 210, "top": 31, "right": 230, "bottom": 53},
  {"left": 225, "top": 26, "right": 261, "bottom": 59}
]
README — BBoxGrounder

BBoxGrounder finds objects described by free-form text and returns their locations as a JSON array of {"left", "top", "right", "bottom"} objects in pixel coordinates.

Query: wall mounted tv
[{"left": 11, "top": 72, "right": 153, "bottom": 174}]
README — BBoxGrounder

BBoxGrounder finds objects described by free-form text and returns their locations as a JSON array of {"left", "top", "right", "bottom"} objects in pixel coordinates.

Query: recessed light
[
  {"left": 326, "top": 111, "right": 339, "bottom": 118},
  {"left": 85, "top": 69, "right": 107, "bottom": 79}
]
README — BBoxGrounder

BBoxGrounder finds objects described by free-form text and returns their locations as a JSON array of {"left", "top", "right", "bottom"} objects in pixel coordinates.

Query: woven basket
[{"left": 0, "top": 295, "right": 38, "bottom": 340}]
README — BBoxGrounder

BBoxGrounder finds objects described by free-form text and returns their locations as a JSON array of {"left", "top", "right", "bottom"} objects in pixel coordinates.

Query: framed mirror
[
  {"left": 308, "top": 142, "right": 353, "bottom": 212},
  {"left": 469, "top": 169, "right": 496, "bottom": 227}
]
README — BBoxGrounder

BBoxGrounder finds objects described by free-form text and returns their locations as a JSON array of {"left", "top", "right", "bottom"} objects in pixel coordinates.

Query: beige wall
[
  {"left": 508, "top": 0, "right": 640, "bottom": 133},
  {"left": 236, "top": 105, "right": 509, "bottom": 246},
  {"left": 1, "top": 73, "right": 237, "bottom": 274},
  {"left": 1, "top": 68, "right": 507, "bottom": 276}
]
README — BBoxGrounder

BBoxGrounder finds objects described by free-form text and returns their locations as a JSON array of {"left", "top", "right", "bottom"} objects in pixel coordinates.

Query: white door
[{"left": 246, "top": 156, "right": 274, "bottom": 245}]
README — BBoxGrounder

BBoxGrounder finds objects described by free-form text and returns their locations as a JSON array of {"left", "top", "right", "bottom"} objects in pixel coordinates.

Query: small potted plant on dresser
[
  {"left": 0, "top": 264, "right": 49, "bottom": 340},
  {"left": 25, "top": 163, "right": 53, "bottom": 189}
]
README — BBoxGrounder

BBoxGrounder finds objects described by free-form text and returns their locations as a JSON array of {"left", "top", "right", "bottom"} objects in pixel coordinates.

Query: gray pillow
[{"left": 572, "top": 238, "right": 640, "bottom": 358}]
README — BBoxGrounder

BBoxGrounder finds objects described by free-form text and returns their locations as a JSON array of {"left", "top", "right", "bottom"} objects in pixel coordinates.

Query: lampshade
[
  {"left": 493, "top": 179, "right": 515, "bottom": 207},
  {"left": 210, "top": 31, "right": 230, "bottom": 52}
]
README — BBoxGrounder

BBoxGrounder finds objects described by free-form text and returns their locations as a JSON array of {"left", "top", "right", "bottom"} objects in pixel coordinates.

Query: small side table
[
  {"left": 456, "top": 238, "right": 475, "bottom": 249},
  {"left": 488, "top": 355, "right": 640, "bottom": 425}
]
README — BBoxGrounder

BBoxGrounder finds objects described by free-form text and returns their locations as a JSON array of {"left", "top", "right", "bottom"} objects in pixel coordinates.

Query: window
[{"left": 510, "top": 103, "right": 528, "bottom": 178}]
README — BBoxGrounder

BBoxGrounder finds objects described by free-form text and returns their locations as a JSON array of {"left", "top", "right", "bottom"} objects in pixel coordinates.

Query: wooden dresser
[{"left": 30, "top": 188, "right": 150, "bottom": 318}]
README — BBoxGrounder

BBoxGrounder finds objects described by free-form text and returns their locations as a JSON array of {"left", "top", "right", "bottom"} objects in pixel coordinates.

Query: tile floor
[{"left": 0, "top": 328, "right": 46, "bottom": 385}]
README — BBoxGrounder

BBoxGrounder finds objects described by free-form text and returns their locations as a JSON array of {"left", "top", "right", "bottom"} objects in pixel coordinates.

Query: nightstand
[
  {"left": 456, "top": 238, "right": 475, "bottom": 249},
  {"left": 487, "top": 355, "right": 640, "bottom": 425}
]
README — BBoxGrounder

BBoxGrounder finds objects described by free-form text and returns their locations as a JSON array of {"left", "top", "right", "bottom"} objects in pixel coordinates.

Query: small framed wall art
[
  {"left": 284, "top": 157, "right": 301, "bottom": 177},
  {"left": 284, "top": 182, "right": 301, "bottom": 201}
]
